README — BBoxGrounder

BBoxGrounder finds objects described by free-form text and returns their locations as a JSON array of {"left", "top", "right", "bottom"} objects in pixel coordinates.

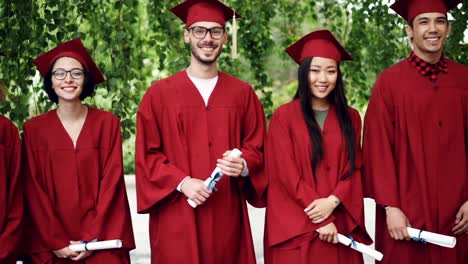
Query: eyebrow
[
  {"left": 417, "top": 16, "right": 447, "bottom": 21},
  {"left": 310, "top": 65, "right": 337, "bottom": 68}
]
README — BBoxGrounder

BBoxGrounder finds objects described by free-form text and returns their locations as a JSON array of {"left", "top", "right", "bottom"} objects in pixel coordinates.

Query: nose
[
  {"left": 317, "top": 70, "right": 327, "bottom": 82},
  {"left": 202, "top": 30, "right": 215, "bottom": 41},
  {"left": 64, "top": 72, "right": 74, "bottom": 82},
  {"left": 428, "top": 21, "right": 437, "bottom": 32}
]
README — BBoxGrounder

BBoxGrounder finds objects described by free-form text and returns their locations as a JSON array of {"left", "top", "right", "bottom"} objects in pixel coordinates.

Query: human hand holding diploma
[
  {"left": 187, "top": 148, "right": 243, "bottom": 208},
  {"left": 68, "top": 239, "right": 123, "bottom": 252},
  {"left": 407, "top": 227, "right": 457, "bottom": 248},
  {"left": 316, "top": 230, "right": 384, "bottom": 261}
]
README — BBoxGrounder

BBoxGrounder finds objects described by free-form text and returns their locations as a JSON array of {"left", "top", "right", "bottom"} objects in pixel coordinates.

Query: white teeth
[{"left": 62, "top": 87, "right": 76, "bottom": 91}]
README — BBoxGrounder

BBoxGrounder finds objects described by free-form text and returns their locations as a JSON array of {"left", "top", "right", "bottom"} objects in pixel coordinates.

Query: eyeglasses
[
  {"left": 187, "top": 26, "right": 225, "bottom": 40},
  {"left": 52, "top": 68, "right": 85, "bottom": 80}
]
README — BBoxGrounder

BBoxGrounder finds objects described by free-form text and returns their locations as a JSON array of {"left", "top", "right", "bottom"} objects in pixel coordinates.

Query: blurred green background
[{"left": 1, "top": 0, "right": 467, "bottom": 173}]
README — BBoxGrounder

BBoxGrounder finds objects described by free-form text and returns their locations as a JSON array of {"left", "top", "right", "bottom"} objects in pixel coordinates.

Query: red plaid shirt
[{"left": 409, "top": 52, "right": 448, "bottom": 82}]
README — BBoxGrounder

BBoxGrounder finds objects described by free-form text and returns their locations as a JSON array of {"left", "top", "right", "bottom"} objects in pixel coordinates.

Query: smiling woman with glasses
[
  {"left": 187, "top": 26, "right": 225, "bottom": 39},
  {"left": 22, "top": 38, "right": 135, "bottom": 264}
]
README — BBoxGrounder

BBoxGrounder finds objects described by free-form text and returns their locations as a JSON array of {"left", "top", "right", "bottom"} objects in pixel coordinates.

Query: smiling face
[
  {"left": 51, "top": 57, "right": 85, "bottom": 104},
  {"left": 184, "top": 21, "right": 227, "bottom": 65},
  {"left": 407, "top": 12, "right": 451, "bottom": 62},
  {"left": 308, "top": 57, "right": 338, "bottom": 108}
]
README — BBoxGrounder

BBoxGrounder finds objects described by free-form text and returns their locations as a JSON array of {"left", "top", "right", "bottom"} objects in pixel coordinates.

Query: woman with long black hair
[{"left": 264, "top": 30, "right": 371, "bottom": 263}]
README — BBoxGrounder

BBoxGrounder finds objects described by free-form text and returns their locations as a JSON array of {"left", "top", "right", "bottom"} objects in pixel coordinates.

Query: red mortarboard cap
[
  {"left": 390, "top": 0, "right": 462, "bottom": 22},
  {"left": 285, "top": 30, "right": 352, "bottom": 64},
  {"left": 170, "top": 0, "right": 241, "bottom": 27},
  {"left": 34, "top": 38, "right": 105, "bottom": 85}
]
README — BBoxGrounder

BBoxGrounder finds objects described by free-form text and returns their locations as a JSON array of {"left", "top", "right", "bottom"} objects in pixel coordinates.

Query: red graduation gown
[
  {"left": 23, "top": 108, "right": 135, "bottom": 264},
  {"left": 135, "top": 70, "right": 266, "bottom": 264},
  {"left": 264, "top": 100, "right": 371, "bottom": 264},
  {"left": 0, "top": 115, "right": 23, "bottom": 264},
  {"left": 363, "top": 58, "right": 468, "bottom": 263}
]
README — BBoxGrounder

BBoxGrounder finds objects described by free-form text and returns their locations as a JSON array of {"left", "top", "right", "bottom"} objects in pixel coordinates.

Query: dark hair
[
  {"left": 294, "top": 57, "right": 356, "bottom": 182},
  {"left": 43, "top": 61, "right": 95, "bottom": 104}
]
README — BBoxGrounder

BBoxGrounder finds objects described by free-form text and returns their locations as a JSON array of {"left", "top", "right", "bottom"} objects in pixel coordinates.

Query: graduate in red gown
[
  {"left": 135, "top": 0, "right": 266, "bottom": 263},
  {"left": 362, "top": 0, "right": 468, "bottom": 263},
  {"left": 0, "top": 84, "right": 23, "bottom": 264},
  {"left": 24, "top": 38, "right": 135, "bottom": 263},
  {"left": 264, "top": 30, "right": 371, "bottom": 264}
]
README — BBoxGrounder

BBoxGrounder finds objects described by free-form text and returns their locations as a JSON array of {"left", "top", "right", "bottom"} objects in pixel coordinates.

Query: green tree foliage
[{"left": 1, "top": 0, "right": 467, "bottom": 173}]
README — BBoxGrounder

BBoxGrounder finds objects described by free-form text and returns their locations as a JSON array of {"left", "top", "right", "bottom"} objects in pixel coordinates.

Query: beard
[{"left": 190, "top": 40, "right": 223, "bottom": 65}]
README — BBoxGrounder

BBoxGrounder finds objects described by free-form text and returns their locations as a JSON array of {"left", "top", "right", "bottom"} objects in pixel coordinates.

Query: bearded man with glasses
[{"left": 135, "top": 0, "right": 267, "bottom": 263}]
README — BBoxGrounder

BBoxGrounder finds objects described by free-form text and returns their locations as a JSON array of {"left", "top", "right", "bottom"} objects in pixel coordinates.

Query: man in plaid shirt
[{"left": 362, "top": 0, "right": 468, "bottom": 263}]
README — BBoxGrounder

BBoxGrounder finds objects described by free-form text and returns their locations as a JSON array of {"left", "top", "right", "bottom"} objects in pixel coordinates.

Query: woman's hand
[
  {"left": 317, "top": 222, "right": 338, "bottom": 243},
  {"left": 305, "top": 195, "right": 340, "bottom": 223}
]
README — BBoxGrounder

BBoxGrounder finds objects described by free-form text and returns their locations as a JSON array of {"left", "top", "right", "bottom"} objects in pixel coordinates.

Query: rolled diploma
[
  {"left": 69, "top": 239, "right": 122, "bottom": 252},
  {"left": 337, "top": 234, "right": 383, "bottom": 261},
  {"left": 407, "top": 227, "right": 456, "bottom": 248},
  {"left": 187, "top": 148, "right": 243, "bottom": 208}
]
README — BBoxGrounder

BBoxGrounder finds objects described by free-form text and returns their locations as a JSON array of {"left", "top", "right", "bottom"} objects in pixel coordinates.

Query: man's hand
[
  {"left": 69, "top": 241, "right": 93, "bottom": 261},
  {"left": 304, "top": 195, "right": 340, "bottom": 224},
  {"left": 181, "top": 178, "right": 212, "bottom": 206},
  {"left": 53, "top": 245, "right": 79, "bottom": 259},
  {"left": 217, "top": 150, "right": 244, "bottom": 177},
  {"left": 453, "top": 201, "right": 468, "bottom": 235},
  {"left": 317, "top": 222, "right": 338, "bottom": 244},
  {"left": 386, "top": 207, "right": 411, "bottom": 240}
]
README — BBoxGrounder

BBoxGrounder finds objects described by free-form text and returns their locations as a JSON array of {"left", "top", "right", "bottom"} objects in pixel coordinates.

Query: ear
[
  {"left": 405, "top": 25, "right": 413, "bottom": 41},
  {"left": 447, "top": 22, "right": 452, "bottom": 36},
  {"left": 184, "top": 29, "right": 190, "bottom": 43},
  {"left": 220, "top": 31, "right": 227, "bottom": 45}
]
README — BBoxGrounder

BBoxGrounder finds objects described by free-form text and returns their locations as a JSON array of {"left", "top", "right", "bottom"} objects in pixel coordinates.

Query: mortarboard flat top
[
  {"left": 34, "top": 38, "right": 105, "bottom": 85},
  {"left": 285, "top": 29, "right": 352, "bottom": 65},
  {"left": 390, "top": 0, "right": 462, "bottom": 22},
  {"left": 170, "top": 0, "right": 241, "bottom": 27}
]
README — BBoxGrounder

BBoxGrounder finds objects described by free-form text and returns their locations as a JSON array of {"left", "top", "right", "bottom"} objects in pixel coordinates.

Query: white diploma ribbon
[
  {"left": 69, "top": 239, "right": 122, "bottom": 252},
  {"left": 187, "top": 148, "right": 243, "bottom": 208},
  {"left": 407, "top": 227, "right": 457, "bottom": 248}
]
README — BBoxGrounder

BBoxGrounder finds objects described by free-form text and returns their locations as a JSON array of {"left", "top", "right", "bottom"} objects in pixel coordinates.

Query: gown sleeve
[
  {"left": 238, "top": 87, "right": 267, "bottom": 207},
  {"left": 0, "top": 123, "right": 23, "bottom": 262},
  {"left": 330, "top": 109, "right": 372, "bottom": 243},
  {"left": 23, "top": 125, "right": 70, "bottom": 251},
  {"left": 135, "top": 90, "right": 188, "bottom": 213},
  {"left": 82, "top": 117, "right": 135, "bottom": 250},
  {"left": 362, "top": 74, "right": 400, "bottom": 207}
]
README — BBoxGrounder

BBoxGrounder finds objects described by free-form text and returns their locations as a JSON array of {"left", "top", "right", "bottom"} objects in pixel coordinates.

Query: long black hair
[{"left": 294, "top": 57, "right": 356, "bottom": 182}]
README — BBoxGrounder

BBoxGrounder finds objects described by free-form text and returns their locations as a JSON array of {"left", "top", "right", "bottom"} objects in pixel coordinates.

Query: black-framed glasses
[
  {"left": 187, "top": 26, "right": 225, "bottom": 40},
  {"left": 52, "top": 68, "right": 85, "bottom": 80}
]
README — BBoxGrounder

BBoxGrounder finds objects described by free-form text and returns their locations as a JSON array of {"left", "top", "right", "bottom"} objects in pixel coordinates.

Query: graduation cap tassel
[{"left": 231, "top": 10, "right": 238, "bottom": 59}]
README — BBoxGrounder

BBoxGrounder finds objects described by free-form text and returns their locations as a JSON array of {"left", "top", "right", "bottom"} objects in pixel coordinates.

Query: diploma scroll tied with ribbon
[
  {"left": 69, "top": 239, "right": 123, "bottom": 252},
  {"left": 337, "top": 233, "right": 383, "bottom": 261},
  {"left": 407, "top": 227, "right": 456, "bottom": 248},
  {"left": 188, "top": 148, "right": 243, "bottom": 208},
  {"left": 315, "top": 230, "right": 384, "bottom": 261}
]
